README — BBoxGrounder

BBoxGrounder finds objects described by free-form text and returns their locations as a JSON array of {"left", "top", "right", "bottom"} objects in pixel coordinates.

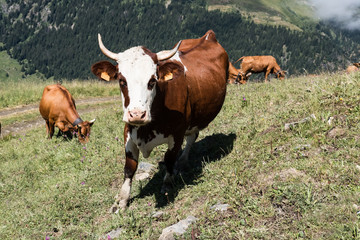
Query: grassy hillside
[
  {"left": 207, "top": 0, "right": 316, "bottom": 30},
  {"left": 0, "top": 50, "right": 32, "bottom": 81},
  {"left": 1, "top": 72, "right": 359, "bottom": 239},
  {"left": 0, "top": 50, "right": 120, "bottom": 109}
]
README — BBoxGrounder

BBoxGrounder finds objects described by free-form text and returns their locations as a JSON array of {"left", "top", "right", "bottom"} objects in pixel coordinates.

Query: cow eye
[
  {"left": 148, "top": 78, "right": 157, "bottom": 90},
  {"left": 120, "top": 79, "right": 127, "bottom": 87}
]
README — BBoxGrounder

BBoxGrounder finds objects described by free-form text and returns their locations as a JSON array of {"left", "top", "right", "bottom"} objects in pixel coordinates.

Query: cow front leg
[
  {"left": 55, "top": 122, "right": 67, "bottom": 138},
  {"left": 264, "top": 70, "right": 271, "bottom": 82},
  {"left": 111, "top": 137, "right": 139, "bottom": 213}
]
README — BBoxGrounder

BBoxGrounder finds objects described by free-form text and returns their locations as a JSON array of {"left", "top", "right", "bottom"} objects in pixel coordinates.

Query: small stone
[
  {"left": 294, "top": 144, "right": 311, "bottom": 151},
  {"left": 158, "top": 216, "right": 197, "bottom": 240},
  {"left": 327, "top": 127, "right": 346, "bottom": 138},
  {"left": 137, "top": 162, "right": 155, "bottom": 173},
  {"left": 104, "top": 227, "right": 123, "bottom": 239},
  {"left": 135, "top": 172, "right": 150, "bottom": 181},
  {"left": 151, "top": 211, "right": 164, "bottom": 219},
  {"left": 210, "top": 203, "right": 230, "bottom": 212}
]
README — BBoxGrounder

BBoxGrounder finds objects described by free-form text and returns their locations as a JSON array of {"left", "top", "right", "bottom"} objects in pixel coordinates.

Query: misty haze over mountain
[{"left": 310, "top": 0, "right": 360, "bottom": 30}]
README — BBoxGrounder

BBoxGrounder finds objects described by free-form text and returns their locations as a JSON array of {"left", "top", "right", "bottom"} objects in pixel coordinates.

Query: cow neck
[
  {"left": 72, "top": 117, "right": 83, "bottom": 126},
  {"left": 65, "top": 107, "right": 82, "bottom": 126}
]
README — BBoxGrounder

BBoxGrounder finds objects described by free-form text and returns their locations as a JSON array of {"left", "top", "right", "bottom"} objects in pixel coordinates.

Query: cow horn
[
  {"left": 98, "top": 34, "right": 119, "bottom": 61},
  {"left": 156, "top": 41, "right": 182, "bottom": 61}
]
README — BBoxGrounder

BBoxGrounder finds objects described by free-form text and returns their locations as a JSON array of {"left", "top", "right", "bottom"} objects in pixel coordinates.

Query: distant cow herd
[{"left": 32, "top": 30, "right": 358, "bottom": 212}]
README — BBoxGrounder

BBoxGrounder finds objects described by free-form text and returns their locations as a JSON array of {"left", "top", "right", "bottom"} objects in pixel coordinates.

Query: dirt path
[{"left": 0, "top": 96, "right": 120, "bottom": 138}]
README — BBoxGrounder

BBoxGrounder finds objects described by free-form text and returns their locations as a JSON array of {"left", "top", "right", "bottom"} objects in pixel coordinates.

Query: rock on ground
[
  {"left": 158, "top": 216, "right": 197, "bottom": 240},
  {"left": 210, "top": 203, "right": 230, "bottom": 212}
]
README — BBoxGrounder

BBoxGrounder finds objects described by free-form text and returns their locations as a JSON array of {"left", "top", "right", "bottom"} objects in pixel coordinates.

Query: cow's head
[
  {"left": 353, "top": 62, "right": 360, "bottom": 68},
  {"left": 77, "top": 119, "right": 96, "bottom": 144},
  {"left": 276, "top": 70, "right": 286, "bottom": 80},
  {"left": 91, "top": 34, "right": 181, "bottom": 126}
]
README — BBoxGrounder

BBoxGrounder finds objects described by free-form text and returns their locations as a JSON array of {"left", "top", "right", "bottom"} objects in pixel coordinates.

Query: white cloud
[{"left": 309, "top": 0, "right": 360, "bottom": 30}]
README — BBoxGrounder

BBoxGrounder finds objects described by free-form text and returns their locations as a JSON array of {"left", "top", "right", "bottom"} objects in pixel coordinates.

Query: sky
[{"left": 309, "top": 0, "right": 360, "bottom": 30}]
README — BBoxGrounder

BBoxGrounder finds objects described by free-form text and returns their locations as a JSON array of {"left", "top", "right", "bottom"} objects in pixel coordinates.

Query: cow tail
[{"left": 234, "top": 56, "right": 245, "bottom": 64}]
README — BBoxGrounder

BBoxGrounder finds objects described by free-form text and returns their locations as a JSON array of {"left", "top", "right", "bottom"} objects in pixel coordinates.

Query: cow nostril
[
  {"left": 141, "top": 111, "right": 146, "bottom": 119},
  {"left": 129, "top": 112, "right": 133, "bottom": 118}
]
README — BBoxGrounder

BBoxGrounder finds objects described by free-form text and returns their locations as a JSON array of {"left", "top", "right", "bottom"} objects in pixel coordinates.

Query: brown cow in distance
[
  {"left": 39, "top": 84, "right": 95, "bottom": 144},
  {"left": 91, "top": 30, "right": 229, "bottom": 212},
  {"left": 235, "top": 55, "right": 286, "bottom": 82},
  {"left": 346, "top": 62, "right": 360, "bottom": 73}
]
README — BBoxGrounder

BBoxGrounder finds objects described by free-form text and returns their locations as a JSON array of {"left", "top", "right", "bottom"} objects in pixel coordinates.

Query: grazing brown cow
[
  {"left": 228, "top": 62, "right": 246, "bottom": 84},
  {"left": 39, "top": 84, "right": 95, "bottom": 144},
  {"left": 91, "top": 30, "right": 228, "bottom": 212},
  {"left": 235, "top": 55, "right": 286, "bottom": 82},
  {"left": 346, "top": 62, "right": 360, "bottom": 73}
]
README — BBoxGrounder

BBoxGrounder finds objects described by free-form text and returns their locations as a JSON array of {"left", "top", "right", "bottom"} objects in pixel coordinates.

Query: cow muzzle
[{"left": 126, "top": 109, "right": 148, "bottom": 125}]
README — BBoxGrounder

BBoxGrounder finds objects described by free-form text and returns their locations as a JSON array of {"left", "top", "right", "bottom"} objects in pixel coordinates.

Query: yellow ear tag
[
  {"left": 100, "top": 72, "right": 110, "bottom": 81},
  {"left": 164, "top": 72, "right": 173, "bottom": 81}
]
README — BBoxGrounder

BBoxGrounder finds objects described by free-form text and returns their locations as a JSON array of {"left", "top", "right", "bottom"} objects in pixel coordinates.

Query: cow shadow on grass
[{"left": 132, "top": 133, "right": 237, "bottom": 208}]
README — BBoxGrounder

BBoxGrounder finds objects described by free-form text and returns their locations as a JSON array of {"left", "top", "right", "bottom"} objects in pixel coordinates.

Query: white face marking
[{"left": 116, "top": 47, "right": 158, "bottom": 123}]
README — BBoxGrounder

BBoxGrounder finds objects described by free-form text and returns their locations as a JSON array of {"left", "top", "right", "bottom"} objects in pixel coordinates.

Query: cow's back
[
  {"left": 179, "top": 30, "right": 228, "bottom": 130},
  {"left": 242, "top": 56, "right": 278, "bottom": 70},
  {"left": 39, "top": 84, "right": 75, "bottom": 121},
  {"left": 346, "top": 65, "right": 359, "bottom": 73}
]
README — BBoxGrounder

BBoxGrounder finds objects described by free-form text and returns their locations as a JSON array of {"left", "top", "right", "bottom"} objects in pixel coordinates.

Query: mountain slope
[
  {"left": 207, "top": 0, "right": 316, "bottom": 31},
  {"left": 0, "top": 0, "right": 359, "bottom": 80}
]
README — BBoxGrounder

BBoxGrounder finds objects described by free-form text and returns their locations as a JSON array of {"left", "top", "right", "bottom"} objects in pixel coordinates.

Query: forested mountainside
[{"left": 0, "top": 0, "right": 359, "bottom": 80}]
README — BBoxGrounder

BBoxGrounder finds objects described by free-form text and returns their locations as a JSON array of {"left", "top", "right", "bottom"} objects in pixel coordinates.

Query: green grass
[
  {"left": 0, "top": 78, "right": 119, "bottom": 109},
  {"left": 0, "top": 72, "right": 360, "bottom": 239},
  {"left": 0, "top": 50, "right": 120, "bottom": 108},
  {"left": 207, "top": 0, "right": 316, "bottom": 30}
]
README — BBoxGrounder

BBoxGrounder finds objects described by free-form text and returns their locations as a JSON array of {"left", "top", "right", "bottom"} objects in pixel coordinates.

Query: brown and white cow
[
  {"left": 235, "top": 55, "right": 286, "bottom": 82},
  {"left": 39, "top": 84, "right": 95, "bottom": 144},
  {"left": 346, "top": 62, "right": 360, "bottom": 73},
  {"left": 91, "top": 30, "right": 229, "bottom": 212}
]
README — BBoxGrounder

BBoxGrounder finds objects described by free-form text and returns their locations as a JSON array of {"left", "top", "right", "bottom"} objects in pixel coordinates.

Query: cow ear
[
  {"left": 91, "top": 61, "right": 119, "bottom": 81},
  {"left": 157, "top": 61, "right": 188, "bottom": 113},
  {"left": 158, "top": 62, "right": 184, "bottom": 82}
]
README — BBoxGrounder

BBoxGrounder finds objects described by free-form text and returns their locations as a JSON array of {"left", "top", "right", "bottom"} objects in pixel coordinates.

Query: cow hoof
[
  {"left": 109, "top": 204, "right": 119, "bottom": 214},
  {"left": 110, "top": 200, "right": 127, "bottom": 214},
  {"left": 161, "top": 182, "right": 173, "bottom": 194}
]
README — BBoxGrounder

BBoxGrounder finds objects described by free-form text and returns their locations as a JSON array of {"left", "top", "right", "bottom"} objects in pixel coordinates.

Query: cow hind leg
[
  {"left": 111, "top": 139, "right": 139, "bottom": 213},
  {"left": 48, "top": 121, "right": 55, "bottom": 139},
  {"left": 162, "top": 140, "right": 183, "bottom": 193},
  {"left": 175, "top": 131, "right": 199, "bottom": 172},
  {"left": 45, "top": 120, "right": 50, "bottom": 137}
]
